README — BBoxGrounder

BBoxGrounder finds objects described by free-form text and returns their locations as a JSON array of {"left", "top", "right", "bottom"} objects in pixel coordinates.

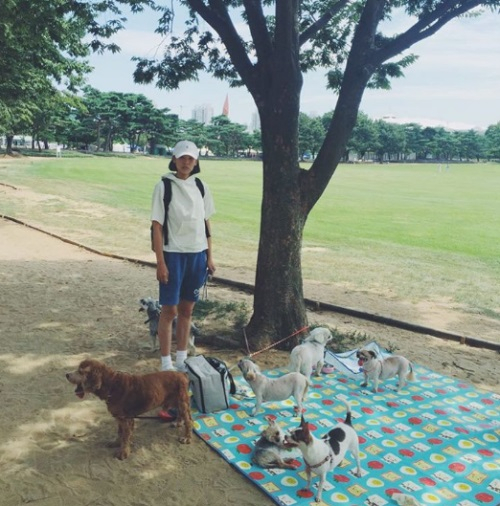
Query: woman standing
[{"left": 151, "top": 140, "right": 216, "bottom": 371}]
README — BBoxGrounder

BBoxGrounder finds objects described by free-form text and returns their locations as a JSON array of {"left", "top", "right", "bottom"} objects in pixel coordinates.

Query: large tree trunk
[
  {"left": 245, "top": 1, "right": 307, "bottom": 350},
  {"left": 245, "top": 119, "right": 307, "bottom": 351},
  {"left": 193, "top": 0, "right": 379, "bottom": 350}
]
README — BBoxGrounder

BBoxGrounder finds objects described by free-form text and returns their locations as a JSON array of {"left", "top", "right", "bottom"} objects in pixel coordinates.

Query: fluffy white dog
[{"left": 289, "top": 327, "right": 333, "bottom": 377}]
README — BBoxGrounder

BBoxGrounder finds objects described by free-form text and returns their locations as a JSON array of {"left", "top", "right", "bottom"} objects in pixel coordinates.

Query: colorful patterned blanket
[{"left": 192, "top": 346, "right": 500, "bottom": 506}]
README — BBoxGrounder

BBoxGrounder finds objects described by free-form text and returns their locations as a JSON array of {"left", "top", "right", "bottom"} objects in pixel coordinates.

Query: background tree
[
  {"left": 298, "top": 113, "right": 326, "bottom": 160},
  {"left": 433, "top": 127, "right": 457, "bottom": 161},
  {"left": 347, "top": 112, "right": 378, "bottom": 161},
  {"left": 248, "top": 129, "right": 263, "bottom": 156},
  {"left": 208, "top": 115, "right": 249, "bottom": 156},
  {"left": 146, "top": 112, "right": 179, "bottom": 154},
  {"left": 132, "top": 0, "right": 499, "bottom": 348},
  {"left": 0, "top": 0, "right": 154, "bottom": 153},
  {"left": 484, "top": 123, "right": 500, "bottom": 160},
  {"left": 404, "top": 123, "right": 425, "bottom": 161},
  {"left": 178, "top": 119, "right": 210, "bottom": 152},
  {"left": 454, "top": 129, "right": 486, "bottom": 162},
  {"left": 374, "top": 120, "right": 406, "bottom": 162}
]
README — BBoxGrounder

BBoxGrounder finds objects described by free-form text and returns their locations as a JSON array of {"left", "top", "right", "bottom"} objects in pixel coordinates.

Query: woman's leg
[{"left": 174, "top": 299, "right": 196, "bottom": 370}]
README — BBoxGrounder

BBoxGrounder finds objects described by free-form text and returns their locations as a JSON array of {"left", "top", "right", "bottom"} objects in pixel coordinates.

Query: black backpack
[{"left": 150, "top": 176, "right": 205, "bottom": 251}]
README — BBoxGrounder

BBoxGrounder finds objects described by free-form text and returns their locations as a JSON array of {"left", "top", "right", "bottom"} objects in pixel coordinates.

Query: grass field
[{"left": 1, "top": 155, "right": 499, "bottom": 322}]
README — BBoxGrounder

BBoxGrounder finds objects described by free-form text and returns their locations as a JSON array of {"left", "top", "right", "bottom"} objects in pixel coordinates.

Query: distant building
[
  {"left": 192, "top": 104, "right": 214, "bottom": 125},
  {"left": 250, "top": 111, "right": 260, "bottom": 131}
]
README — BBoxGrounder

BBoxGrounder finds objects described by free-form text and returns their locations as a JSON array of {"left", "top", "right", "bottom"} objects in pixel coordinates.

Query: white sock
[
  {"left": 161, "top": 355, "right": 173, "bottom": 371},
  {"left": 175, "top": 350, "right": 188, "bottom": 368}
]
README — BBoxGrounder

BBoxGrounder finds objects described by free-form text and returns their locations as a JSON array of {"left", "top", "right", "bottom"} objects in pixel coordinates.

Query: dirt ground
[{"left": 0, "top": 217, "right": 499, "bottom": 506}]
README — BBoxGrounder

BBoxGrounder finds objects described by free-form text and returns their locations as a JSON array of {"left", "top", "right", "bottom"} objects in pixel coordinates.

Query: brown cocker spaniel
[{"left": 66, "top": 359, "right": 192, "bottom": 459}]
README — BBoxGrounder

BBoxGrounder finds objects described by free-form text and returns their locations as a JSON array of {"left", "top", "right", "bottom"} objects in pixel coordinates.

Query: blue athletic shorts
[{"left": 159, "top": 251, "right": 208, "bottom": 306}]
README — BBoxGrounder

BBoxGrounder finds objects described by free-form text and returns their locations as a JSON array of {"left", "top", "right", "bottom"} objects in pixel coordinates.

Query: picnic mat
[{"left": 191, "top": 345, "right": 500, "bottom": 506}]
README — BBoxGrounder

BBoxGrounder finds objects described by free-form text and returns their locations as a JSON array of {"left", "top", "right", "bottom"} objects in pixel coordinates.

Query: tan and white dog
[
  {"left": 289, "top": 327, "right": 333, "bottom": 377},
  {"left": 356, "top": 349, "right": 415, "bottom": 392}
]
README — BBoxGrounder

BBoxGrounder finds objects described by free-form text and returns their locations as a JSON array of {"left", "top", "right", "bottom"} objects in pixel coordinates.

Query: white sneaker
[
  {"left": 161, "top": 364, "right": 177, "bottom": 372},
  {"left": 175, "top": 363, "right": 187, "bottom": 373}
]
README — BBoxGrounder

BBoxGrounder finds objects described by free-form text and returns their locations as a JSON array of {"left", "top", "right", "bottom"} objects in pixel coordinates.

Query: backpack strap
[
  {"left": 194, "top": 176, "right": 205, "bottom": 197},
  {"left": 161, "top": 178, "right": 173, "bottom": 246},
  {"left": 205, "top": 356, "right": 237, "bottom": 395},
  {"left": 162, "top": 176, "right": 207, "bottom": 246},
  {"left": 194, "top": 177, "right": 212, "bottom": 240}
]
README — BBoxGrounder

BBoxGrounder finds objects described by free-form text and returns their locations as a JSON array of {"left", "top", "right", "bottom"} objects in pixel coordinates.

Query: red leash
[{"left": 243, "top": 325, "right": 309, "bottom": 358}]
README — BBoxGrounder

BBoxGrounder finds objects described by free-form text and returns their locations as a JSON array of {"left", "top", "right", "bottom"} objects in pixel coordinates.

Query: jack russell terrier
[
  {"left": 238, "top": 358, "right": 311, "bottom": 416},
  {"left": 285, "top": 399, "right": 362, "bottom": 503},
  {"left": 356, "top": 348, "right": 415, "bottom": 392},
  {"left": 289, "top": 327, "right": 333, "bottom": 377}
]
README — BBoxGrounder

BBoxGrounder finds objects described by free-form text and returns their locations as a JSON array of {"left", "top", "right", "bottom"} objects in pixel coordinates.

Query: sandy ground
[{"left": 0, "top": 218, "right": 499, "bottom": 506}]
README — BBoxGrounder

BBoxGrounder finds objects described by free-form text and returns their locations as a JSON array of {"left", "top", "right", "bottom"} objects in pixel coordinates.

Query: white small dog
[
  {"left": 356, "top": 348, "right": 415, "bottom": 392},
  {"left": 238, "top": 358, "right": 311, "bottom": 416},
  {"left": 289, "top": 327, "right": 333, "bottom": 377},
  {"left": 285, "top": 399, "right": 362, "bottom": 503}
]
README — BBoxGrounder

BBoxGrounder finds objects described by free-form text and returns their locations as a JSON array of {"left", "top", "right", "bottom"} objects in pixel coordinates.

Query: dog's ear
[
  {"left": 368, "top": 350, "right": 377, "bottom": 359},
  {"left": 318, "top": 327, "right": 332, "bottom": 344},
  {"left": 85, "top": 361, "right": 104, "bottom": 391},
  {"left": 300, "top": 415, "right": 311, "bottom": 435}
]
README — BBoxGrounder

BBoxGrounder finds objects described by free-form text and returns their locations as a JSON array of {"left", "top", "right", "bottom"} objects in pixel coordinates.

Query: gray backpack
[{"left": 185, "top": 355, "right": 236, "bottom": 413}]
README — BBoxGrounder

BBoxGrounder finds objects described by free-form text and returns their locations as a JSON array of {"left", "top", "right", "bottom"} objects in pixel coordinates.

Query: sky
[{"left": 86, "top": 6, "right": 500, "bottom": 131}]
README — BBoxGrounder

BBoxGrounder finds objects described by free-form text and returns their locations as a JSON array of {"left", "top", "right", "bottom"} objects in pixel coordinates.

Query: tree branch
[
  {"left": 373, "top": 0, "right": 484, "bottom": 65},
  {"left": 272, "top": 0, "right": 302, "bottom": 93},
  {"left": 186, "top": 0, "right": 256, "bottom": 86},
  {"left": 243, "top": 0, "right": 273, "bottom": 60},
  {"left": 304, "top": 0, "right": 386, "bottom": 208},
  {"left": 299, "top": 0, "right": 352, "bottom": 47}
]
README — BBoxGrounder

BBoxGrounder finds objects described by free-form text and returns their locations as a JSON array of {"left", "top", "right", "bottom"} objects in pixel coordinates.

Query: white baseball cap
[{"left": 172, "top": 140, "right": 199, "bottom": 159}]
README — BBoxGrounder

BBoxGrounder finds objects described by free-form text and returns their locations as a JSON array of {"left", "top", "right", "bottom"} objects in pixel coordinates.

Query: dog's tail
[
  {"left": 407, "top": 362, "right": 415, "bottom": 382},
  {"left": 288, "top": 349, "right": 301, "bottom": 374},
  {"left": 337, "top": 397, "right": 353, "bottom": 426}
]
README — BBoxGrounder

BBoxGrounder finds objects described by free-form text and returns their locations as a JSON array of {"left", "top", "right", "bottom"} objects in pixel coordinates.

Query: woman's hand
[
  {"left": 157, "top": 262, "right": 169, "bottom": 284},
  {"left": 207, "top": 258, "right": 216, "bottom": 276}
]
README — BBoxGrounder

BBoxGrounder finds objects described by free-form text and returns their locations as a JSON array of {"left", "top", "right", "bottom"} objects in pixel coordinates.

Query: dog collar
[{"left": 305, "top": 450, "right": 334, "bottom": 471}]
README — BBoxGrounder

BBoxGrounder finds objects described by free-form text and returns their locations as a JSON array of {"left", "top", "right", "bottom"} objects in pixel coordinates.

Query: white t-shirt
[{"left": 151, "top": 173, "right": 215, "bottom": 253}]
